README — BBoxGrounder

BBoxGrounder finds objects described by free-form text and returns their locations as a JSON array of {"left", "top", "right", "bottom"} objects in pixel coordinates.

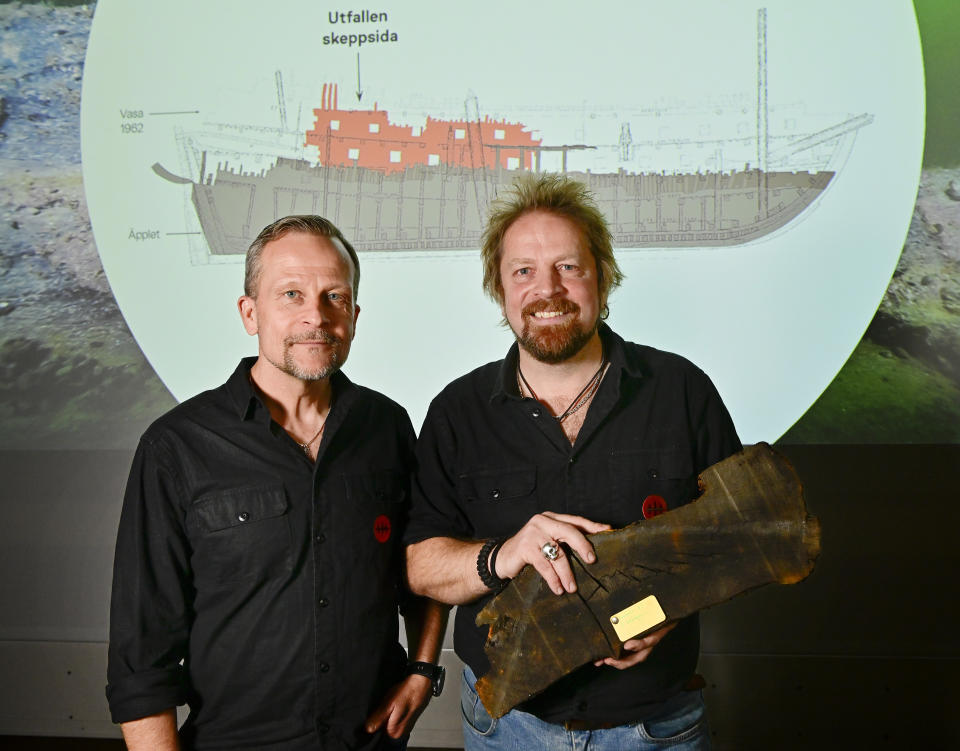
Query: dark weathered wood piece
[{"left": 475, "top": 442, "right": 821, "bottom": 718}]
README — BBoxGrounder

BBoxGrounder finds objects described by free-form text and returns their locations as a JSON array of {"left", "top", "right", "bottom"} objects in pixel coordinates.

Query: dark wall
[{"left": 702, "top": 443, "right": 958, "bottom": 748}]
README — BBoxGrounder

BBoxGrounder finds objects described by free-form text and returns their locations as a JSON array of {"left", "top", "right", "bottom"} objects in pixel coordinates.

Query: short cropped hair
[
  {"left": 244, "top": 215, "right": 361, "bottom": 300},
  {"left": 480, "top": 173, "right": 623, "bottom": 309}
]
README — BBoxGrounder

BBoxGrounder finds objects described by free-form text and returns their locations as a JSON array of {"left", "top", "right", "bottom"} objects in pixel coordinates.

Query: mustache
[
  {"left": 285, "top": 329, "right": 342, "bottom": 346},
  {"left": 522, "top": 298, "right": 580, "bottom": 317}
]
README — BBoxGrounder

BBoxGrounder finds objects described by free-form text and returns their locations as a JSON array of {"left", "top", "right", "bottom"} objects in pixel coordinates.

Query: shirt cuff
[{"left": 106, "top": 666, "right": 189, "bottom": 724}]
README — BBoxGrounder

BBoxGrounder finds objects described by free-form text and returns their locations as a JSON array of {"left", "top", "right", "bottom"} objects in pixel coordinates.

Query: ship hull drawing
[
  {"left": 155, "top": 156, "right": 836, "bottom": 255},
  {"left": 151, "top": 9, "right": 873, "bottom": 257},
  {"left": 155, "top": 85, "right": 872, "bottom": 256}
]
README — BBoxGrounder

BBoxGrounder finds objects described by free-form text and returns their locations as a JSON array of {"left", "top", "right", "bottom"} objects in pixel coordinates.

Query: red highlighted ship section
[{"left": 304, "top": 83, "right": 542, "bottom": 175}]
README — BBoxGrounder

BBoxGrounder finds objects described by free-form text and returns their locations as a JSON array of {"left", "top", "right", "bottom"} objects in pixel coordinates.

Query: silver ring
[{"left": 541, "top": 541, "right": 560, "bottom": 561}]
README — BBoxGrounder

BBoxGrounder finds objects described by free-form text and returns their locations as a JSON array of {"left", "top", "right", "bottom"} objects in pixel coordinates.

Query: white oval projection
[{"left": 81, "top": 0, "right": 924, "bottom": 441}]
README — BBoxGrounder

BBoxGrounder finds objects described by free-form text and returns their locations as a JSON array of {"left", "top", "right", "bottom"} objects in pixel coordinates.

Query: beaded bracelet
[{"left": 476, "top": 537, "right": 509, "bottom": 592}]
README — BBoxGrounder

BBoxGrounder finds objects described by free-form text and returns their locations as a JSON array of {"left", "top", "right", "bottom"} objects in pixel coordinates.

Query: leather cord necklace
[{"left": 517, "top": 357, "right": 608, "bottom": 423}]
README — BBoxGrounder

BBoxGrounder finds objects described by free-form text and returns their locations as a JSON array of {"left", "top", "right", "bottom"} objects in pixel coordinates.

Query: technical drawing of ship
[{"left": 152, "top": 10, "right": 873, "bottom": 256}]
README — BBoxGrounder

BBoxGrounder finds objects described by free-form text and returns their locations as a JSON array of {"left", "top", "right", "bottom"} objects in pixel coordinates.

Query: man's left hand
[
  {"left": 364, "top": 674, "right": 433, "bottom": 739},
  {"left": 593, "top": 622, "right": 678, "bottom": 670}
]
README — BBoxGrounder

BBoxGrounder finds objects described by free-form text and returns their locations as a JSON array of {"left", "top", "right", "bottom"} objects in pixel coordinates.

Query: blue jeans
[{"left": 460, "top": 666, "right": 710, "bottom": 750}]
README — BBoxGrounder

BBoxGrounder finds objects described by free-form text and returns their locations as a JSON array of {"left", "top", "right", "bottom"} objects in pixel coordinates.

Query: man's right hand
[
  {"left": 495, "top": 512, "right": 610, "bottom": 595},
  {"left": 405, "top": 513, "right": 610, "bottom": 605}
]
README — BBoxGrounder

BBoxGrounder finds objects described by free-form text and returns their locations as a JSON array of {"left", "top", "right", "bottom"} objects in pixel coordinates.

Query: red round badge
[
  {"left": 373, "top": 514, "right": 392, "bottom": 543},
  {"left": 642, "top": 495, "right": 668, "bottom": 519}
]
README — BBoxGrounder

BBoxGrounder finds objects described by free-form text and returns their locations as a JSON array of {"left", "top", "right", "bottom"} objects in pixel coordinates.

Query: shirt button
[
  {"left": 318, "top": 723, "right": 330, "bottom": 734},
  {"left": 318, "top": 597, "right": 329, "bottom": 607},
  {"left": 237, "top": 511, "right": 250, "bottom": 522},
  {"left": 568, "top": 456, "right": 575, "bottom": 465},
  {"left": 491, "top": 489, "right": 501, "bottom": 500},
  {"left": 648, "top": 468, "right": 659, "bottom": 480},
  {"left": 319, "top": 662, "right": 330, "bottom": 672},
  {"left": 531, "top": 408, "right": 541, "bottom": 418},
  {"left": 315, "top": 533, "right": 326, "bottom": 543}
]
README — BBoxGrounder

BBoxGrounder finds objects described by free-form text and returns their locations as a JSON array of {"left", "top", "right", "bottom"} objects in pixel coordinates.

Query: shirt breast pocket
[
  {"left": 608, "top": 448, "right": 698, "bottom": 526},
  {"left": 191, "top": 484, "right": 292, "bottom": 583},
  {"left": 341, "top": 469, "right": 407, "bottom": 555},
  {"left": 457, "top": 466, "right": 538, "bottom": 537}
]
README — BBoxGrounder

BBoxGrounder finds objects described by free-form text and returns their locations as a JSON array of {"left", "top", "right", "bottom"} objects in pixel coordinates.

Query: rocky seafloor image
[
  {"left": 0, "top": 1, "right": 957, "bottom": 447},
  {"left": 0, "top": 1, "right": 175, "bottom": 450},
  {"left": 781, "top": 168, "right": 960, "bottom": 443}
]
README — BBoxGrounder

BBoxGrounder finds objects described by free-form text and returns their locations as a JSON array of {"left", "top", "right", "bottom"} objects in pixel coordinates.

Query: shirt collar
[
  {"left": 490, "top": 322, "right": 645, "bottom": 403},
  {"left": 225, "top": 357, "right": 358, "bottom": 421},
  {"left": 225, "top": 357, "right": 261, "bottom": 420}
]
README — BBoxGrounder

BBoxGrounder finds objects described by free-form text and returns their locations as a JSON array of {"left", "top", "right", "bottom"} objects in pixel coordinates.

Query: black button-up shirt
[
  {"left": 405, "top": 325, "right": 741, "bottom": 726},
  {"left": 107, "top": 359, "right": 415, "bottom": 750}
]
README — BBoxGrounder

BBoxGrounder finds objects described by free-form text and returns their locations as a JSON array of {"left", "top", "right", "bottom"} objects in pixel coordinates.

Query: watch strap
[{"left": 407, "top": 661, "right": 445, "bottom": 697}]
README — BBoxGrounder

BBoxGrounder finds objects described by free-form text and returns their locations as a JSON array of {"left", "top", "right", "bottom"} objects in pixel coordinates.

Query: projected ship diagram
[
  {"left": 80, "top": 0, "right": 923, "bottom": 445},
  {"left": 150, "top": 9, "right": 873, "bottom": 258}
]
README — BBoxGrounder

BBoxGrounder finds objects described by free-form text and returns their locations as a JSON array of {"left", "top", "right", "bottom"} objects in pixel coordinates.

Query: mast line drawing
[{"left": 152, "top": 8, "right": 873, "bottom": 256}]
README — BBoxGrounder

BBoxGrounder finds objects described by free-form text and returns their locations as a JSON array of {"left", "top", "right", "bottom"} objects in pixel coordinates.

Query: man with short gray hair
[{"left": 107, "top": 215, "right": 447, "bottom": 750}]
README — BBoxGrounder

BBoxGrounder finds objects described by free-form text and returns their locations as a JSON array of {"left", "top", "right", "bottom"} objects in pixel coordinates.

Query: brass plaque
[{"left": 609, "top": 595, "right": 666, "bottom": 642}]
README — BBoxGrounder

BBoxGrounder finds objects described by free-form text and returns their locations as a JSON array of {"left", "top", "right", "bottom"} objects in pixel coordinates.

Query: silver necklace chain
[{"left": 297, "top": 418, "right": 327, "bottom": 456}]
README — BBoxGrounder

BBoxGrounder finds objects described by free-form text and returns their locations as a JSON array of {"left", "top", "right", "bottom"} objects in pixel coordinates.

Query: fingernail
[{"left": 586, "top": 553, "right": 596, "bottom": 563}]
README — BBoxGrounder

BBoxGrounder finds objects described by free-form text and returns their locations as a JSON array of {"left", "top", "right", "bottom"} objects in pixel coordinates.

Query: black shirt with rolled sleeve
[
  {"left": 107, "top": 358, "right": 415, "bottom": 751},
  {"left": 404, "top": 324, "right": 741, "bottom": 726}
]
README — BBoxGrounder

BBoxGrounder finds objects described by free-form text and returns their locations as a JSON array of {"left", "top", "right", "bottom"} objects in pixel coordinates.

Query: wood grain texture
[{"left": 475, "top": 442, "right": 821, "bottom": 718}]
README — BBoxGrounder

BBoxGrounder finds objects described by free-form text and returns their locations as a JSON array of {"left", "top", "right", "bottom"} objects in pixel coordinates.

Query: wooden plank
[{"left": 475, "top": 442, "right": 821, "bottom": 718}]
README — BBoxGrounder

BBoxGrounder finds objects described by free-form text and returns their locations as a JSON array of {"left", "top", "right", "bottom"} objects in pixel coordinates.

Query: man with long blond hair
[{"left": 405, "top": 174, "right": 740, "bottom": 750}]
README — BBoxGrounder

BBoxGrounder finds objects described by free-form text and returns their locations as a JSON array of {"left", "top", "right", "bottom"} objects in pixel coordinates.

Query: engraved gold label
[{"left": 609, "top": 595, "right": 667, "bottom": 642}]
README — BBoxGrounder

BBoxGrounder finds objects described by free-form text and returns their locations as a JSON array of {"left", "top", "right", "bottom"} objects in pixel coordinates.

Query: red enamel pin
[
  {"left": 642, "top": 494, "right": 667, "bottom": 519},
  {"left": 373, "top": 514, "right": 392, "bottom": 543}
]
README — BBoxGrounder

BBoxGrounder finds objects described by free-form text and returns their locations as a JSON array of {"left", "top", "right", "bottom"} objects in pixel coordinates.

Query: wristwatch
[{"left": 407, "top": 661, "right": 445, "bottom": 697}]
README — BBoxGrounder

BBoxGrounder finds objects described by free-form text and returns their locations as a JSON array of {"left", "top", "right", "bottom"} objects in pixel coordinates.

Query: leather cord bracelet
[
  {"left": 489, "top": 539, "right": 507, "bottom": 584},
  {"left": 477, "top": 537, "right": 509, "bottom": 592}
]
